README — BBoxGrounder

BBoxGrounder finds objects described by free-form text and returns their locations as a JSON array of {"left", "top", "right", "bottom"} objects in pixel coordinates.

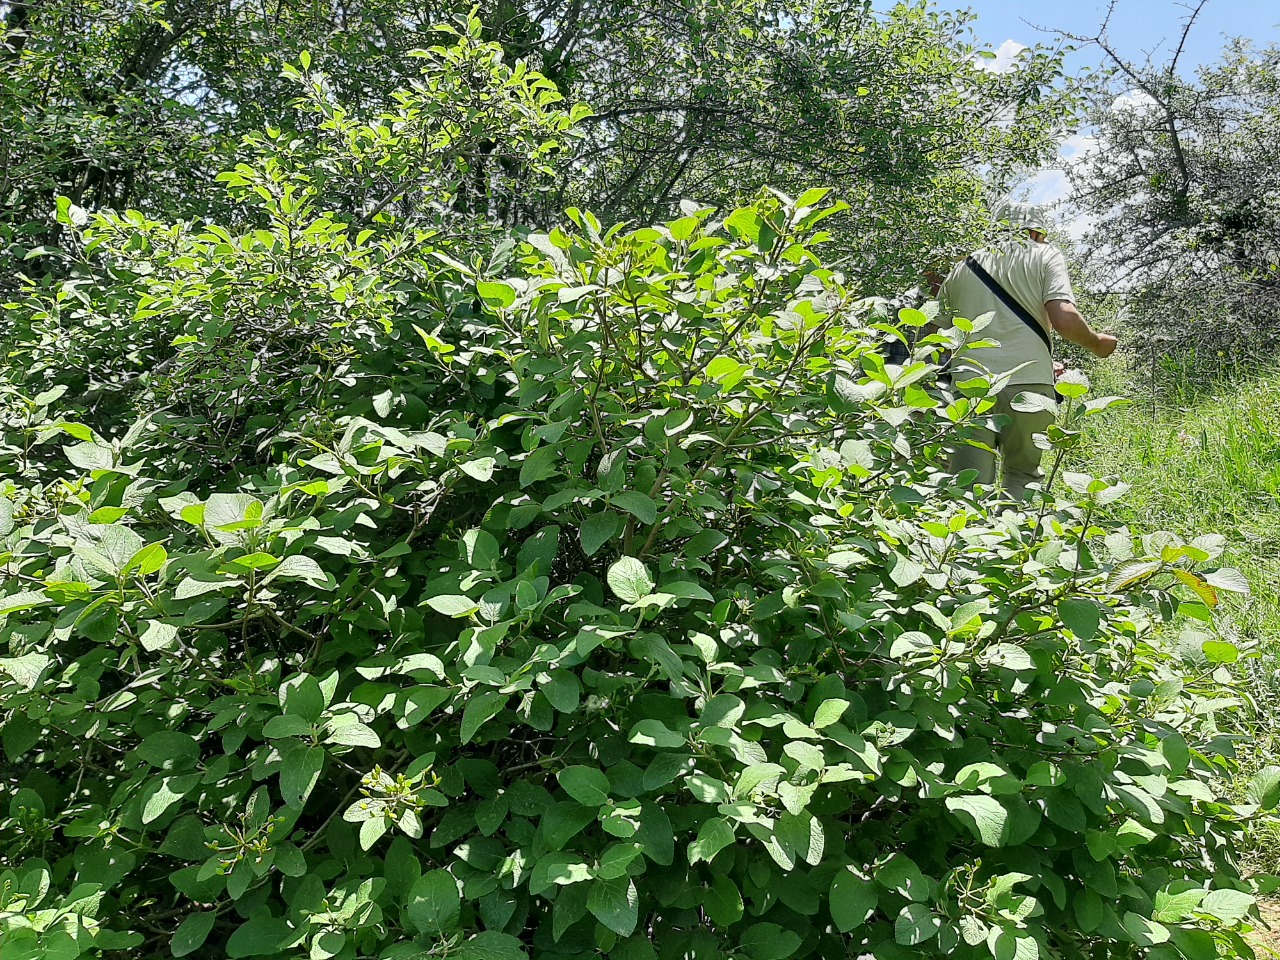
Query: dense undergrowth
[
  {"left": 1069, "top": 361, "right": 1280, "bottom": 873},
  {"left": 1, "top": 21, "right": 1279, "bottom": 960}
]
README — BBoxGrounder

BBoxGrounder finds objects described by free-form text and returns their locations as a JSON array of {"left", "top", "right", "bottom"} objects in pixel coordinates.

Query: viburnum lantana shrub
[{"left": 1, "top": 27, "right": 1277, "bottom": 960}]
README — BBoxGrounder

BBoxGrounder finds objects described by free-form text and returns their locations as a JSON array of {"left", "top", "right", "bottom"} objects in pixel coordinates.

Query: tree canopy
[
  {"left": 1065, "top": 12, "right": 1280, "bottom": 368},
  {"left": 2, "top": 0, "right": 1079, "bottom": 293}
]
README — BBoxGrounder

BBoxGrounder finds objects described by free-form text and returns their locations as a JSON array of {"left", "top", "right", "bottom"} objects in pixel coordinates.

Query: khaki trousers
[{"left": 950, "top": 385, "right": 1057, "bottom": 500}]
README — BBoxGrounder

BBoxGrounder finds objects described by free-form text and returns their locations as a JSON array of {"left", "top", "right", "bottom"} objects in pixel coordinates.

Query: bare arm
[{"left": 1046, "top": 299, "right": 1118, "bottom": 358}]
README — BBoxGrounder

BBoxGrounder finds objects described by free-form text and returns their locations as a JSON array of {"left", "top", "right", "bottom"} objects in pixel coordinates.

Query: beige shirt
[{"left": 940, "top": 238, "right": 1075, "bottom": 386}]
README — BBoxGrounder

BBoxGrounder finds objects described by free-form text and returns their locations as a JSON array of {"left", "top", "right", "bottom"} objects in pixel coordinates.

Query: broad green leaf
[
  {"left": 580, "top": 511, "right": 621, "bottom": 556},
  {"left": 460, "top": 692, "right": 506, "bottom": 744},
  {"left": 1170, "top": 928, "right": 1218, "bottom": 960},
  {"left": 462, "top": 528, "right": 501, "bottom": 569},
  {"left": 688, "top": 816, "right": 734, "bottom": 865},
  {"left": 221, "top": 552, "right": 279, "bottom": 576},
  {"left": 140, "top": 620, "right": 179, "bottom": 653},
  {"left": 65, "top": 440, "right": 115, "bottom": 472},
  {"left": 124, "top": 543, "right": 168, "bottom": 577},
  {"left": 541, "top": 672, "right": 580, "bottom": 713},
  {"left": 877, "top": 853, "right": 931, "bottom": 901},
  {"left": 425, "top": 594, "right": 480, "bottom": 617},
  {"left": 1054, "top": 370, "right": 1089, "bottom": 399},
  {"left": 2, "top": 568, "right": 51, "bottom": 610},
  {"left": 180, "top": 503, "right": 207, "bottom": 526},
  {"left": 889, "top": 555, "right": 924, "bottom": 587},
  {"left": 1200, "top": 888, "right": 1254, "bottom": 923},
  {"left": 724, "top": 207, "right": 764, "bottom": 242},
  {"left": 813, "top": 699, "right": 849, "bottom": 728},
  {"left": 1011, "top": 390, "right": 1059, "bottom": 413},
  {"left": 557, "top": 765, "right": 611, "bottom": 806},
  {"left": 946, "top": 795, "right": 1008, "bottom": 846},
  {"left": 960, "top": 916, "right": 988, "bottom": 946},
  {"left": 612, "top": 491, "right": 657, "bottom": 525},
  {"left": 142, "top": 778, "right": 187, "bottom": 824},
  {"left": 896, "top": 903, "right": 941, "bottom": 945},
  {"left": 478, "top": 280, "right": 517, "bottom": 308},
  {"left": 1201, "top": 639, "right": 1239, "bottom": 663},
  {"left": 987, "top": 927, "right": 1039, "bottom": 960},
  {"left": 628, "top": 719, "right": 685, "bottom": 749},
  {"left": 830, "top": 868, "right": 877, "bottom": 932},
  {"left": 981, "top": 643, "right": 1034, "bottom": 672},
  {"left": 76, "top": 526, "right": 142, "bottom": 579},
  {"left": 171, "top": 912, "right": 217, "bottom": 957},
  {"left": 0, "top": 653, "right": 52, "bottom": 690},
  {"left": 454, "top": 932, "right": 528, "bottom": 960},
  {"left": 588, "top": 875, "right": 639, "bottom": 937},
  {"left": 1154, "top": 888, "right": 1206, "bottom": 923},
  {"left": 460, "top": 457, "right": 496, "bottom": 481},
  {"left": 1121, "top": 912, "right": 1170, "bottom": 946},
  {"left": 263, "top": 555, "right": 329, "bottom": 587},
  {"left": 553, "top": 881, "right": 590, "bottom": 942},
  {"left": 174, "top": 573, "right": 231, "bottom": 599},
  {"left": 635, "top": 803, "right": 674, "bottom": 866},
  {"left": 280, "top": 745, "right": 324, "bottom": 807},
  {"left": 1057, "top": 597, "right": 1101, "bottom": 640},
  {"left": 225, "top": 917, "right": 293, "bottom": 957},
  {"left": 530, "top": 852, "right": 593, "bottom": 895},
  {"left": 1204, "top": 568, "right": 1249, "bottom": 595},
  {"left": 1160, "top": 732, "right": 1190, "bottom": 776},
  {"left": 1247, "top": 765, "right": 1280, "bottom": 809},
  {"left": 205, "top": 494, "right": 263, "bottom": 533},
  {"left": 325, "top": 717, "right": 380, "bottom": 748},
  {"left": 1108, "top": 559, "right": 1161, "bottom": 591},
  {"left": 607, "top": 556, "right": 654, "bottom": 603},
  {"left": 519, "top": 446, "right": 560, "bottom": 486},
  {"left": 135, "top": 731, "right": 200, "bottom": 767},
  {"left": 739, "top": 921, "right": 802, "bottom": 960},
  {"left": 407, "top": 869, "right": 461, "bottom": 936},
  {"left": 540, "top": 803, "right": 599, "bottom": 849},
  {"left": 280, "top": 674, "right": 325, "bottom": 723},
  {"left": 263, "top": 715, "right": 313, "bottom": 739},
  {"left": 704, "top": 875, "right": 744, "bottom": 926}
]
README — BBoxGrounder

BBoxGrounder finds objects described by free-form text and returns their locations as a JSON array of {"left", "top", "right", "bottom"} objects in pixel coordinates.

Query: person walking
[{"left": 938, "top": 201, "right": 1117, "bottom": 499}]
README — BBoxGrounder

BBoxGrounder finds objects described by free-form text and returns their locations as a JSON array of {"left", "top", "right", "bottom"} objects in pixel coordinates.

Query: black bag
[{"left": 884, "top": 337, "right": 912, "bottom": 365}]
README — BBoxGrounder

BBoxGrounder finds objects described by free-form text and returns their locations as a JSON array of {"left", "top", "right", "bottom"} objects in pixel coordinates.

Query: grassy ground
[
  {"left": 1256, "top": 898, "right": 1280, "bottom": 960},
  {"left": 1066, "top": 359, "right": 1280, "bottom": 875},
  {"left": 1069, "top": 361, "right": 1280, "bottom": 646}
]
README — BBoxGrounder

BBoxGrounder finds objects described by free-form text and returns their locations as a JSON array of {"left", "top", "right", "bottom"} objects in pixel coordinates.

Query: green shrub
[{"left": 1, "top": 27, "right": 1276, "bottom": 960}]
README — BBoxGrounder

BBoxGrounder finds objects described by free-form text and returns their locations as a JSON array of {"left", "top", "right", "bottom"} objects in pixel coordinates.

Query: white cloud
[
  {"left": 1112, "top": 89, "right": 1158, "bottom": 112},
  {"left": 978, "top": 39, "right": 1030, "bottom": 73},
  {"left": 1062, "top": 211, "right": 1098, "bottom": 243},
  {"left": 1013, "top": 134, "right": 1102, "bottom": 241},
  {"left": 1024, "top": 169, "right": 1070, "bottom": 206},
  {"left": 1059, "top": 134, "right": 1099, "bottom": 161}
]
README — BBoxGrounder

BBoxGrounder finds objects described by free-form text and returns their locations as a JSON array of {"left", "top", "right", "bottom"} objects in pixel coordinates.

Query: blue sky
[
  {"left": 954, "top": 0, "right": 1280, "bottom": 222},
  {"left": 964, "top": 0, "right": 1280, "bottom": 74}
]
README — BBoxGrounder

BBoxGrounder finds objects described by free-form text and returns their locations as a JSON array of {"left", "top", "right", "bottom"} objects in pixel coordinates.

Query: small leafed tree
[{"left": 1066, "top": 5, "right": 1280, "bottom": 372}]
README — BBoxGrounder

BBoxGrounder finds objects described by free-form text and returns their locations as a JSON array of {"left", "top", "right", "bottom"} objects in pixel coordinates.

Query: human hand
[
  {"left": 1053, "top": 360, "right": 1066, "bottom": 379},
  {"left": 1094, "top": 334, "right": 1118, "bottom": 359}
]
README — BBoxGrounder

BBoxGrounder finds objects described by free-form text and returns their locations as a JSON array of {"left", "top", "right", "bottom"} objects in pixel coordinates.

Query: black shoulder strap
[{"left": 964, "top": 256, "right": 1052, "bottom": 355}]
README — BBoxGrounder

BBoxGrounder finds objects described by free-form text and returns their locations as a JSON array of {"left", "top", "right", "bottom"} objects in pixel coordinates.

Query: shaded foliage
[
  {"left": 1, "top": 22, "right": 1276, "bottom": 960},
  {"left": 2, "top": 0, "right": 1079, "bottom": 295}
]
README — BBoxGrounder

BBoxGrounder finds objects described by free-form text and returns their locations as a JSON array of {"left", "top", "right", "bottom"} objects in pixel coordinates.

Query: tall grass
[
  {"left": 1071, "top": 362, "right": 1280, "bottom": 642},
  {"left": 1068, "top": 359, "right": 1280, "bottom": 870}
]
